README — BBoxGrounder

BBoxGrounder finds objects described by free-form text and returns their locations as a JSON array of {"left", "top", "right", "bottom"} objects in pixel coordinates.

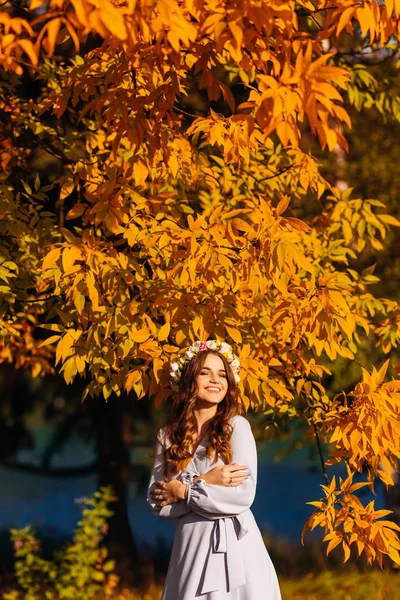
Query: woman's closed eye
[{"left": 200, "top": 370, "right": 226, "bottom": 377}]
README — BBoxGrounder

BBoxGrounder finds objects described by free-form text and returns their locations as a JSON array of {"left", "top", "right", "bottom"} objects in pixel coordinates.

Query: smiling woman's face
[{"left": 195, "top": 353, "right": 228, "bottom": 406}]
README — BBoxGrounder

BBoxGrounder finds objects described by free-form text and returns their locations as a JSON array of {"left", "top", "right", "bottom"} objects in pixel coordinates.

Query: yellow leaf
[
  {"left": 130, "top": 329, "right": 151, "bottom": 343},
  {"left": 143, "top": 315, "right": 157, "bottom": 336},
  {"left": 342, "top": 541, "right": 351, "bottom": 562},
  {"left": 62, "top": 356, "right": 77, "bottom": 385},
  {"left": 276, "top": 195, "right": 290, "bottom": 216},
  {"left": 167, "top": 30, "right": 181, "bottom": 53},
  {"left": 326, "top": 536, "right": 341, "bottom": 555},
  {"left": 379, "top": 214, "right": 400, "bottom": 227},
  {"left": 356, "top": 540, "right": 365, "bottom": 556},
  {"left": 168, "top": 154, "right": 179, "bottom": 178},
  {"left": 388, "top": 547, "right": 400, "bottom": 565},
  {"left": 158, "top": 322, "right": 170, "bottom": 342},
  {"left": 356, "top": 5, "right": 373, "bottom": 38},
  {"left": 133, "top": 161, "right": 149, "bottom": 186},
  {"left": 100, "top": 8, "right": 128, "bottom": 40},
  {"left": 74, "top": 293, "right": 85, "bottom": 314},
  {"left": 153, "top": 357, "right": 164, "bottom": 383},
  {"left": 125, "top": 370, "right": 141, "bottom": 392},
  {"left": 336, "top": 6, "right": 357, "bottom": 38},
  {"left": 42, "top": 247, "right": 61, "bottom": 272},
  {"left": 60, "top": 179, "right": 75, "bottom": 201},
  {"left": 175, "top": 330, "right": 186, "bottom": 345},
  {"left": 66, "top": 204, "right": 85, "bottom": 220},
  {"left": 163, "top": 344, "right": 179, "bottom": 353},
  {"left": 86, "top": 273, "right": 99, "bottom": 308},
  {"left": 18, "top": 39, "right": 38, "bottom": 66},
  {"left": 342, "top": 220, "right": 352, "bottom": 244},
  {"left": 38, "top": 335, "right": 61, "bottom": 347},
  {"left": 62, "top": 247, "right": 81, "bottom": 272},
  {"left": 76, "top": 355, "right": 86, "bottom": 374},
  {"left": 376, "top": 359, "right": 390, "bottom": 384}
]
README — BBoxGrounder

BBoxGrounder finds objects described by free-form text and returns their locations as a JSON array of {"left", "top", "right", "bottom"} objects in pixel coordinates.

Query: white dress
[{"left": 147, "top": 415, "right": 282, "bottom": 600}]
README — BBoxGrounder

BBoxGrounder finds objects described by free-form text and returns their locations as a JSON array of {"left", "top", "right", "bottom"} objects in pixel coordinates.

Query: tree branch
[
  {"left": 313, "top": 422, "right": 330, "bottom": 486},
  {"left": 240, "top": 162, "right": 298, "bottom": 186}
]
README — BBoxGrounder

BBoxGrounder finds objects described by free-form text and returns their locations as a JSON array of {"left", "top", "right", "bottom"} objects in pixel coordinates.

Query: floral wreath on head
[{"left": 169, "top": 340, "right": 240, "bottom": 388}]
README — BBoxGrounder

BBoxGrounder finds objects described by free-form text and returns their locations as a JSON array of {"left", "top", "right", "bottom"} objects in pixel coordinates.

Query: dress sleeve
[
  {"left": 146, "top": 427, "right": 192, "bottom": 520},
  {"left": 185, "top": 416, "right": 257, "bottom": 520}
]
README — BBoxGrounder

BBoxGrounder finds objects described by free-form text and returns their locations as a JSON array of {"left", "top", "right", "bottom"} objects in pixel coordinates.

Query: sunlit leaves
[
  {"left": 302, "top": 469, "right": 400, "bottom": 567},
  {"left": 2, "top": 0, "right": 400, "bottom": 569},
  {"left": 318, "top": 361, "right": 400, "bottom": 487},
  {"left": 4, "top": 0, "right": 400, "bottom": 160}
]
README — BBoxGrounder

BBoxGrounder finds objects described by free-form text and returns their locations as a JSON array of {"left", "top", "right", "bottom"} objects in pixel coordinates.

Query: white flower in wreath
[{"left": 220, "top": 342, "right": 231, "bottom": 354}]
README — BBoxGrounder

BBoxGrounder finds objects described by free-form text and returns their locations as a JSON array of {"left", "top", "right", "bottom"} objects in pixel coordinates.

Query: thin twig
[
  {"left": 174, "top": 105, "right": 204, "bottom": 119},
  {"left": 313, "top": 421, "right": 330, "bottom": 486},
  {"left": 240, "top": 162, "right": 297, "bottom": 185}
]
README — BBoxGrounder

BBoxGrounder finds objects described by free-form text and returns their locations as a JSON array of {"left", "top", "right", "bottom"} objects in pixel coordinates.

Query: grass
[
  {"left": 116, "top": 569, "right": 400, "bottom": 600},
  {"left": 279, "top": 569, "right": 400, "bottom": 599},
  {"left": 3, "top": 569, "right": 400, "bottom": 600}
]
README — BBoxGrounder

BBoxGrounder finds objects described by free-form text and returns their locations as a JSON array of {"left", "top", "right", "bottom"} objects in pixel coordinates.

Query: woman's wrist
[
  {"left": 193, "top": 473, "right": 208, "bottom": 484},
  {"left": 178, "top": 482, "right": 188, "bottom": 501}
]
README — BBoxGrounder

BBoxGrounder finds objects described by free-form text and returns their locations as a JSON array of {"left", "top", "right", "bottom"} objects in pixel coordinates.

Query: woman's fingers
[
  {"left": 223, "top": 464, "right": 249, "bottom": 485},
  {"left": 232, "top": 473, "right": 248, "bottom": 481},
  {"left": 228, "top": 464, "right": 248, "bottom": 473},
  {"left": 150, "top": 491, "right": 163, "bottom": 499},
  {"left": 228, "top": 465, "right": 249, "bottom": 478}
]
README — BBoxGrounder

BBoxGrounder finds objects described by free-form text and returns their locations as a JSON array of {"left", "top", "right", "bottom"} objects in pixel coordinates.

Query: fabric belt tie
[{"left": 200, "top": 514, "right": 249, "bottom": 594}]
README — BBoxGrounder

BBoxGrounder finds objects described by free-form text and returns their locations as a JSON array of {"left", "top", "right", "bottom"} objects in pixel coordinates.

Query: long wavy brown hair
[{"left": 163, "top": 349, "right": 244, "bottom": 478}]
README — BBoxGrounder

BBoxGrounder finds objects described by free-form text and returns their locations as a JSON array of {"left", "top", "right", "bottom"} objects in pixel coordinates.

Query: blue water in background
[{"left": 0, "top": 430, "right": 386, "bottom": 553}]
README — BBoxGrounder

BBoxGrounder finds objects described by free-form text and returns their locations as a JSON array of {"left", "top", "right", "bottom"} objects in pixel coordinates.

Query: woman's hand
[
  {"left": 197, "top": 464, "right": 249, "bottom": 487},
  {"left": 150, "top": 479, "right": 187, "bottom": 508}
]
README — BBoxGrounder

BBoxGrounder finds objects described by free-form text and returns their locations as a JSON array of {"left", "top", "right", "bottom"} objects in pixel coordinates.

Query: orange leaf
[
  {"left": 130, "top": 329, "right": 151, "bottom": 343},
  {"left": 46, "top": 19, "right": 62, "bottom": 56},
  {"left": 158, "top": 322, "right": 170, "bottom": 342},
  {"left": 66, "top": 204, "right": 85, "bottom": 220}
]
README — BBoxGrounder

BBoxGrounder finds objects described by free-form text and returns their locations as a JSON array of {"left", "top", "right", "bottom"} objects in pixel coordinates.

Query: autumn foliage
[{"left": 2, "top": 0, "right": 400, "bottom": 568}]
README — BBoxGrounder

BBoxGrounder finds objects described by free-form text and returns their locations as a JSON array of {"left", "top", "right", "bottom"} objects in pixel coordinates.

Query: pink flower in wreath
[{"left": 199, "top": 341, "right": 207, "bottom": 350}]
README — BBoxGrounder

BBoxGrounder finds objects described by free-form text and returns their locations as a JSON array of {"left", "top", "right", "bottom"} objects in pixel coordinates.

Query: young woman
[{"left": 147, "top": 340, "right": 282, "bottom": 599}]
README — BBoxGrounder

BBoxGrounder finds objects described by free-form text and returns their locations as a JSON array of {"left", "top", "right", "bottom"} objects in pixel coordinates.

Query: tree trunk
[{"left": 91, "top": 396, "right": 143, "bottom": 587}]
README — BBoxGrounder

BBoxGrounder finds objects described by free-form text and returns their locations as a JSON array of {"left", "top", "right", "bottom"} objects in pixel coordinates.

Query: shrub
[{"left": 4, "top": 487, "right": 119, "bottom": 600}]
